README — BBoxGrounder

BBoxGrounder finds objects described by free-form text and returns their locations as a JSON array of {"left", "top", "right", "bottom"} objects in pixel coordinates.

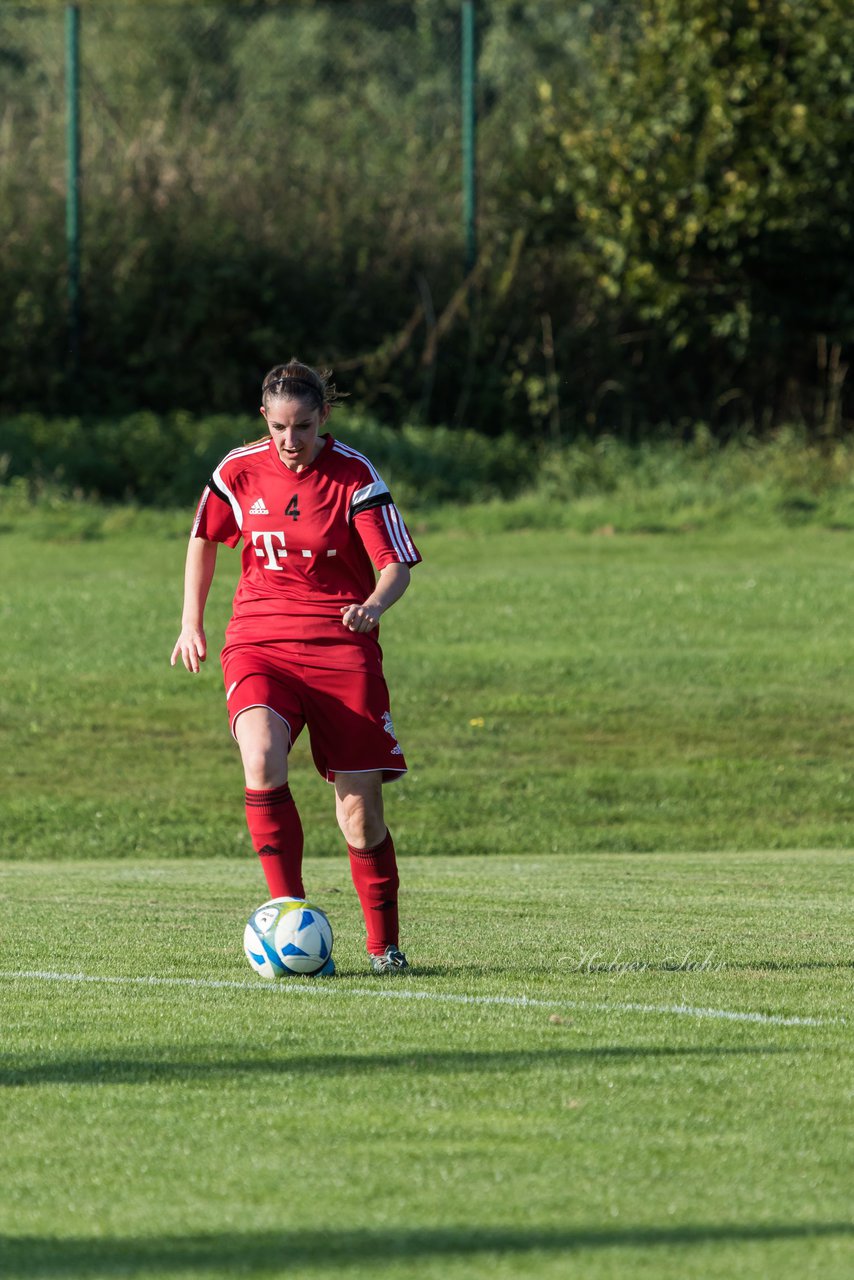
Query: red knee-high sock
[
  {"left": 348, "top": 829, "right": 399, "bottom": 955},
  {"left": 244, "top": 784, "right": 305, "bottom": 899}
]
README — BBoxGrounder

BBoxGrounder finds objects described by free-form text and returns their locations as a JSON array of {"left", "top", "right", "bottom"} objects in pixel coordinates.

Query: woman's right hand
[{"left": 171, "top": 626, "right": 207, "bottom": 674}]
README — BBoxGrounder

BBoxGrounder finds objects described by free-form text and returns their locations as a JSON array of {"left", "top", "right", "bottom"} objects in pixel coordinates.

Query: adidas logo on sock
[{"left": 249, "top": 498, "right": 269, "bottom": 515}]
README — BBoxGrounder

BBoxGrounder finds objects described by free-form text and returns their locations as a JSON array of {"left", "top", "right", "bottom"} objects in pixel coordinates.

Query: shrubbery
[
  {"left": 0, "top": 410, "right": 530, "bottom": 509},
  {"left": 4, "top": 412, "right": 854, "bottom": 537},
  {"left": 2, "top": 1, "right": 853, "bottom": 434}
]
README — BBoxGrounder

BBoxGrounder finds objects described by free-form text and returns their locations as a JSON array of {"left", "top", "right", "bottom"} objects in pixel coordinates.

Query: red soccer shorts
[{"left": 221, "top": 643, "right": 407, "bottom": 783}]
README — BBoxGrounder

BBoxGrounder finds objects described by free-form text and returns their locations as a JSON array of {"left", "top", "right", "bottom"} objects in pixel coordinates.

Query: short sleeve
[
  {"left": 353, "top": 501, "right": 421, "bottom": 569},
  {"left": 191, "top": 484, "right": 241, "bottom": 548}
]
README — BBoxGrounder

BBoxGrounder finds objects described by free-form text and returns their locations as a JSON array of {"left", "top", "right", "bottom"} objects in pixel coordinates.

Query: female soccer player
[{"left": 171, "top": 360, "right": 421, "bottom": 975}]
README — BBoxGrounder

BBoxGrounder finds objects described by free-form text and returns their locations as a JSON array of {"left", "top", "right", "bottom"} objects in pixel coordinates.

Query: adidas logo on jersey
[{"left": 249, "top": 498, "right": 269, "bottom": 515}]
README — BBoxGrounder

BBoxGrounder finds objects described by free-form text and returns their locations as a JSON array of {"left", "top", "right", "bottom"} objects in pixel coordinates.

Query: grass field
[
  {"left": 1, "top": 506, "right": 853, "bottom": 1277},
  {"left": 1, "top": 854, "right": 851, "bottom": 1279},
  {"left": 3, "top": 512, "right": 854, "bottom": 857}
]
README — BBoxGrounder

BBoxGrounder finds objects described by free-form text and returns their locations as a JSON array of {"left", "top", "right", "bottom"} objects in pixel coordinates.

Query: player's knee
[
  {"left": 337, "top": 791, "right": 384, "bottom": 848},
  {"left": 240, "top": 744, "right": 284, "bottom": 790},
  {"left": 337, "top": 796, "right": 367, "bottom": 846}
]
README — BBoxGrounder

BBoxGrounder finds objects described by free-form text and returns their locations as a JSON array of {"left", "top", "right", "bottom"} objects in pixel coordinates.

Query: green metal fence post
[
  {"left": 65, "top": 4, "right": 81, "bottom": 376},
  {"left": 461, "top": 0, "right": 477, "bottom": 275}
]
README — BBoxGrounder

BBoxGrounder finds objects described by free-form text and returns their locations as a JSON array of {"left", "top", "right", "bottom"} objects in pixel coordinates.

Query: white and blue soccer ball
[{"left": 243, "top": 897, "right": 333, "bottom": 978}]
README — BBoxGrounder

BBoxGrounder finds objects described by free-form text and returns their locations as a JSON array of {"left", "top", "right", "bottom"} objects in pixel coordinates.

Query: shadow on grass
[
  {"left": 0, "top": 1043, "right": 807, "bottom": 1086},
  {"left": 0, "top": 1222, "right": 851, "bottom": 1275}
]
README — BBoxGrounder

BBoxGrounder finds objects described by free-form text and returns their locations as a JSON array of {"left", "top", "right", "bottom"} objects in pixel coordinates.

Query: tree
[{"left": 520, "top": 0, "right": 854, "bottom": 429}]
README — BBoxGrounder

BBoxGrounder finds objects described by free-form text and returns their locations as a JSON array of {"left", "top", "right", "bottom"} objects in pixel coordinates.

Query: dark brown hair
[{"left": 261, "top": 359, "right": 345, "bottom": 414}]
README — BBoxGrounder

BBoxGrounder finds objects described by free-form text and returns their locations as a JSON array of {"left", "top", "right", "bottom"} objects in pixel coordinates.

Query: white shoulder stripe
[
  {"left": 399, "top": 507, "right": 418, "bottom": 560},
  {"left": 388, "top": 504, "right": 417, "bottom": 560},
  {"left": 380, "top": 503, "right": 404, "bottom": 560},
  {"left": 212, "top": 461, "right": 244, "bottom": 528},
  {"left": 332, "top": 439, "right": 382, "bottom": 485},
  {"left": 333, "top": 440, "right": 418, "bottom": 559},
  {"left": 352, "top": 480, "right": 390, "bottom": 507},
  {"left": 381, "top": 503, "right": 419, "bottom": 562},
  {"left": 222, "top": 441, "right": 270, "bottom": 462},
  {"left": 191, "top": 487, "right": 210, "bottom": 537},
  {"left": 210, "top": 440, "right": 268, "bottom": 530}
]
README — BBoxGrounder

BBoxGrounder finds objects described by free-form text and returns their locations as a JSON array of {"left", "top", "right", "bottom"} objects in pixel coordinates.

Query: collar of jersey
[{"left": 269, "top": 431, "right": 332, "bottom": 477}]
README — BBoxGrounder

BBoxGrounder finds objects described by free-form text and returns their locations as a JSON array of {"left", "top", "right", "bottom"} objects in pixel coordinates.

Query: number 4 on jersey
[{"left": 285, "top": 495, "right": 300, "bottom": 521}]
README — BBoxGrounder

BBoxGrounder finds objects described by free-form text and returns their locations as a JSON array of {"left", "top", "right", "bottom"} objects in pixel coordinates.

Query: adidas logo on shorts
[{"left": 249, "top": 498, "right": 269, "bottom": 515}]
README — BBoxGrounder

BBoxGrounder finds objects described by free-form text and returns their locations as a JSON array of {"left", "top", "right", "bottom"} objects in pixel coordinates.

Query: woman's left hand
[
  {"left": 340, "top": 565, "right": 411, "bottom": 633},
  {"left": 340, "top": 603, "right": 383, "bottom": 633}
]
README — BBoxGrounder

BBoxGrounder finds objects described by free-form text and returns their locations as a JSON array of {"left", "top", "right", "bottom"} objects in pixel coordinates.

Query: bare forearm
[
  {"left": 171, "top": 537, "right": 219, "bottom": 672},
  {"left": 364, "top": 562, "right": 411, "bottom": 613},
  {"left": 181, "top": 537, "right": 218, "bottom": 627},
  {"left": 341, "top": 562, "right": 412, "bottom": 633}
]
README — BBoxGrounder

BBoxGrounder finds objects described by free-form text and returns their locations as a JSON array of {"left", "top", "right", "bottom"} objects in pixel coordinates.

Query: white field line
[{"left": 0, "top": 969, "right": 842, "bottom": 1028}]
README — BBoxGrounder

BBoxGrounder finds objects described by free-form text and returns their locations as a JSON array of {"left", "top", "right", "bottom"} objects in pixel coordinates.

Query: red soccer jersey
[{"left": 192, "top": 433, "right": 421, "bottom": 662}]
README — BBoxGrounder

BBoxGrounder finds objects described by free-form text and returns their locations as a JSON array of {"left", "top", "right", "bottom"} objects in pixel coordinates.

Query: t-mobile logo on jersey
[
  {"left": 251, "top": 530, "right": 339, "bottom": 569},
  {"left": 252, "top": 529, "right": 287, "bottom": 569}
]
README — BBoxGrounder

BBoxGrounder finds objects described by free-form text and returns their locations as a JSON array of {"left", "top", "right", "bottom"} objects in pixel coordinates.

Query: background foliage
[
  {"left": 2, "top": 0, "right": 853, "bottom": 435},
  {"left": 5, "top": 411, "right": 854, "bottom": 534}
]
